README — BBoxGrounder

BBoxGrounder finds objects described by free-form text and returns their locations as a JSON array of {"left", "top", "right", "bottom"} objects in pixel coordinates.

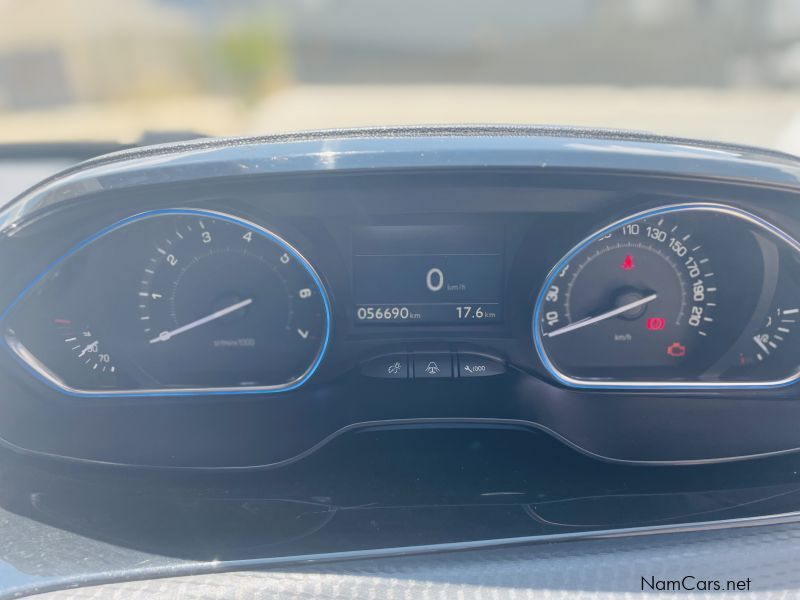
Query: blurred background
[{"left": 1, "top": 0, "right": 800, "bottom": 153}]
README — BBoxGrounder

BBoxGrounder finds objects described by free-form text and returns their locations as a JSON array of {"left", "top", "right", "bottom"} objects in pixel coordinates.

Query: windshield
[{"left": 1, "top": 0, "right": 799, "bottom": 153}]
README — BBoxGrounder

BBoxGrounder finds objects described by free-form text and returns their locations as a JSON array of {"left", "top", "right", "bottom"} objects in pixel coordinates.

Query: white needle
[
  {"left": 149, "top": 298, "right": 253, "bottom": 344},
  {"left": 78, "top": 341, "right": 98, "bottom": 357},
  {"left": 544, "top": 293, "right": 658, "bottom": 339},
  {"left": 753, "top": 335, "right": 770, "bottom": 355}
]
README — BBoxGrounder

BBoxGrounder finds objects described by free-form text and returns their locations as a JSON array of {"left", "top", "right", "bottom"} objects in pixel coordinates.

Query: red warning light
[
  {"left": 666, "top": 342, "right": 686, "bottom": 357},
  {"left": 621, "top": 254, "right": 635, "bottom": 271},
  {"left": 646, "top": 317, "right": 665, "bottom": 331}
]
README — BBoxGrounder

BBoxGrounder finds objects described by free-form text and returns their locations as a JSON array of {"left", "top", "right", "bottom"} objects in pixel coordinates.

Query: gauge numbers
[
  {"left": 63, "top": 328, "right": 115, "bottom": 373},
  {"left": 538, "top": 213, "right": 717, "bottom": 382},
  {"left": 135, "top": 211, "right": 330, "bottom": 392},
  {"left": 50, "top": 318, "right": 119, "bottom": 388}
]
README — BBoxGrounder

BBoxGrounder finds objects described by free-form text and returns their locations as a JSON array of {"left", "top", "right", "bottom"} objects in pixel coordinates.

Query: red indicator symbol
[
  {"left": 53, "top": 318, "right": 72, "bottom": 325},
  {"left": 666, "top": 342, "right": 686, "bottom": 357},
  {"left": 621, "top": 254, "right": 635, "bottom": 271},
  {"left": 646, "top": 317, "right": 665, "bottom": 331}
]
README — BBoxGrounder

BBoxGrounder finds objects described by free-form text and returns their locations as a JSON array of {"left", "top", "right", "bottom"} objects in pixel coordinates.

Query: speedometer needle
[
  {"left": 149, "top": 298, "right": 253, "bottom": 344},
  {"left": 544, "top": 293, "right": 658, "bottom": 339}
]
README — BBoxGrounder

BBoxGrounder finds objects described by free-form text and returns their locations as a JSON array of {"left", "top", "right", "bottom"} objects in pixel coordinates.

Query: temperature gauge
[{"left": 55, "top": 319, "right": 118, "bottom": 384}]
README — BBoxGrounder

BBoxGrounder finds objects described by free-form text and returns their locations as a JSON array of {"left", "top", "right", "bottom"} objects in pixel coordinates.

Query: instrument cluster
[
  {"left": 4, "top": 128, "right": 800, "bottom": 467},
  {"left": 3, "top": 202, "right": 800, "bottom": 396}
]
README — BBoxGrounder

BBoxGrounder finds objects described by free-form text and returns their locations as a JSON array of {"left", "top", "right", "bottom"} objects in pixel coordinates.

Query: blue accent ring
[
  {"left": 0, "top": 208, "right": 332, "bottom": 398},
  {"left": 532, "top": 202, "right": 800, "bottom": 390}
]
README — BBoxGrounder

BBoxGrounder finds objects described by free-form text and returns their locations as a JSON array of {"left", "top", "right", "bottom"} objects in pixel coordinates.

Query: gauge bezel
[
  {"left": 0, "top": 208, "right": 333, "bottom": 397},
  {"left": 533, "top": 202, "right": 800, "bottom": 390}
]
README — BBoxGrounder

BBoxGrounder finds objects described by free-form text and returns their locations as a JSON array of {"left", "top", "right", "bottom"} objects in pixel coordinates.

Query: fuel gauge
[{"left": 738, "top": 307, "right": 799, "bottom": 366}]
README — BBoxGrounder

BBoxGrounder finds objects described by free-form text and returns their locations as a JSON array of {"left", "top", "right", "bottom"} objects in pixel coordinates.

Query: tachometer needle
[
  {"left": 544, "top": 293, "right": 658, "bottom": 338},
  {"left": 149, "top": 298, "right": 253, "bottom": 344}
]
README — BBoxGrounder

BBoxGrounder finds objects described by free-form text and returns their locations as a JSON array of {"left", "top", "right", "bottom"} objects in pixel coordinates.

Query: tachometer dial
[
  {"left": 535, "top": 206, "right": 718, "bottom": 385},
  {"left": 135, "top": 211, "right": 330, "bottom": 392}
]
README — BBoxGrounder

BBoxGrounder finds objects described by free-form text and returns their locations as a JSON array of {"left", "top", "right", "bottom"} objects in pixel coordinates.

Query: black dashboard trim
[
  {"left": 23, "top": 124, "right": 800, "bottom": 183},
  {"left": 4, "top": 125, "right": 800, "bottom": 216},
  {"left": 3, "top": 415, "right": 800, "bottom": 471}
]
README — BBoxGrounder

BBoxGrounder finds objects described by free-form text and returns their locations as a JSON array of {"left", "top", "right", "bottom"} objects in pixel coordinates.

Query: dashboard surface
[
  {"left": 4, "top": 127, "right": 800, "bottom": 596},
  {"left": 30, "top": 521, "right": 800, "bottom": 600}
]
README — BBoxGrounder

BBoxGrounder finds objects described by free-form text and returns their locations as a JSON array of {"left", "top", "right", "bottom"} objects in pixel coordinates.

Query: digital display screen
[{"left": 353, "top": 225, "right": 504, "bottom": 325}]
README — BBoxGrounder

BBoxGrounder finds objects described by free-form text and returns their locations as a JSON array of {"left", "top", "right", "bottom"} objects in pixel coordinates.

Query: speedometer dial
[{"left": 535, "top": 205, "right": 722, "bottom": 386}]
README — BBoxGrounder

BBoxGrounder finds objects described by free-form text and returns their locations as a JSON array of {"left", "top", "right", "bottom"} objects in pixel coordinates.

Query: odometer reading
[
  {"left": 356, "top": 306, "right": 420, "bottom": 321},
  {"left": 355, "top": 303, "right": 498, "bottom": 322}
]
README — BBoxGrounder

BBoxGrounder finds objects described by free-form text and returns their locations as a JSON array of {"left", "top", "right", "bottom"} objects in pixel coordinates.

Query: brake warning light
[{"left": 646, "top": 317, "right": 665, "bottom": 331}]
